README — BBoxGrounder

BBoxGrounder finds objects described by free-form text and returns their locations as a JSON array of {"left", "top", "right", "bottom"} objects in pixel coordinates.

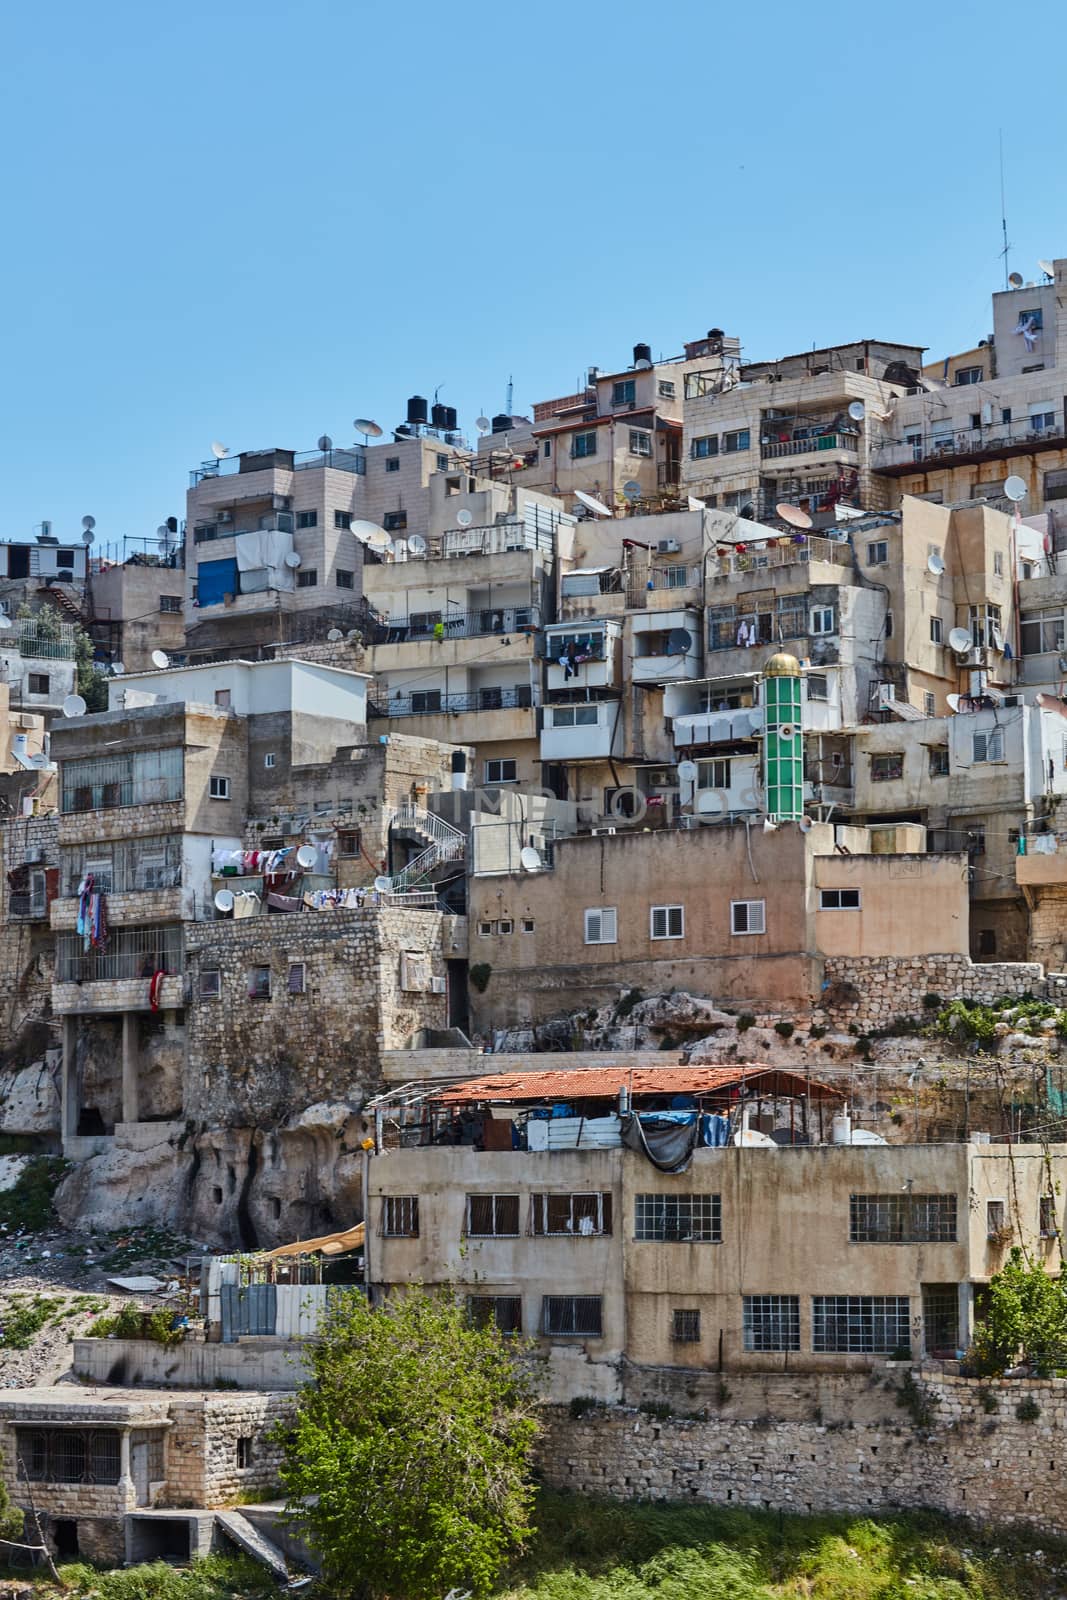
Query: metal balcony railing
[
  {"left": 8, "top": 892, "right": 47, "bottom": 920},
  {"left": 872, "top": 412, "right": 1067, "bottom": 472},
  {"left": 56, "top": 926, "right": 184, "bottom": 983},
  {"left": 372, "top": 687, "right": 535, "bottom": 718},
  {"left": 711, "top": 535, "right": 852, "bottom": 581},
  {"left": 381, "top": 608, "right": 540, "bottom": 644},
  {"left": 761, "top": 433, "right": 859, "bottom": 460}
]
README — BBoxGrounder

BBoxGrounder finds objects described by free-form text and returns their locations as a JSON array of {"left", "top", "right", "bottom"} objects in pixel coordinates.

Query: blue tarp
[{"left": 197, "top": 557, "right": 238, "bottom": 608}]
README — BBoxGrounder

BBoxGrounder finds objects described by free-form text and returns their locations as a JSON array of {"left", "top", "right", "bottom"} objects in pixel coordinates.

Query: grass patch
[
  {"left": 53, "top": 1553, "right": 278, "bottom": 1599},
  {"left": 0, "top": 1157, "right": 68, "bottom": 1232}
]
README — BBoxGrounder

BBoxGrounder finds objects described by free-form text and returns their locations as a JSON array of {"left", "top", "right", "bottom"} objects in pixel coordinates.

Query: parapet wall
[
  {"left": 821, "top": 954, "right": 1067, "bottom": 1032},
  {"left": 539, "top": 1368, "right": 1067, "bottom": 1535}
]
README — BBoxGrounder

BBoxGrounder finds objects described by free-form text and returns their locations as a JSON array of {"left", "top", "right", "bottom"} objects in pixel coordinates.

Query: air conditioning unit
[
  {"left": 647, "top": 768, "right": 674, "bottom": 787},
  {"left": 657, "top": 538, "right": 681, "bottom": 554},
  {"left": 272, "top": 495, "right": 291, "bottom": 511},
  {"left": 24, "top": 848, "right": 42, "bottom": 864},
  {"left": 217, "top": 509, "right": 233, "bottom": 525},
  {"left": 57, "top": 569, "right": 73, "bottom": 583},
  {"left": 1003, "top": 694, "right": 1021, "bottom": 708},
  {"left": 590, "top": 827, "right": 617, "bottom": 836},
  {"left": 431, "top": 976, "right": 446, "bottom": 993},
  {"left": 965, "top": 647, "right": 987, "bottom": 667}
]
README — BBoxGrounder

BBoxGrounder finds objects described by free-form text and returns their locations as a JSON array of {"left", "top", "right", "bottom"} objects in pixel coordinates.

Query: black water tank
[
  {"left": 451, "top": 751, "right": 467, "bottom": 773},
  {"left": 166, "top": 516, "right": 179, "bottom": 533},
  {"left": 633, "top": 341, "right": 652, "bottom": 366},
  {"left": 443, "top": 406, "right": 458, "bottom": 431},
  {"left": 431, "top": 402, "right": 448, "bottom": 430},
  {"left": 407, "top": 394, "right": 428, "bottom": 425},
  {"left": 491, "top": 413, "right": 511, "bottom": 433}
]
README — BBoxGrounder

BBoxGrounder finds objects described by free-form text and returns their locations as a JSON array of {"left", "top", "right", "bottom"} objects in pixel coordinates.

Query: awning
[
  {"left": 429, "top": 1064, "right": 842, "bottom": 1106},
  {"left": 263, "top": 1222, "right": 365, "bottom": 1259}
]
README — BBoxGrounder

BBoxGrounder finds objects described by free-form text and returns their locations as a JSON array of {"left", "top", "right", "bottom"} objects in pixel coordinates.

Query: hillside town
[{"left": 7, "top": 259, "right": 1067, "bottom": 1576}]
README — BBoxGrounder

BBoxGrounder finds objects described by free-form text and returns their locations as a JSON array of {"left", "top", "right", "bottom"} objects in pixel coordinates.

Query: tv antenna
[{"left": 999, "top": 129, "right": 1013, "bottom": 290}]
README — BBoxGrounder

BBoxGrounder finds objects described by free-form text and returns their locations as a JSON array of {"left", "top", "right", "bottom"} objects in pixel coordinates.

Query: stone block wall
[
  {"left": 821, "top": 954, "right": 1066, "bottom": 1032},
  {"left": 57, "top": 798, "right": 186, "bottom": 848},
  {"left": 539, "top": 1368, "right": 1067, "bottom": 1536},
  {"left": 0, "top": 815, "right": 59, "bottom": 1062},
  {"left": 166, "top": 1394, "right": 294, "bottom": 1507}
]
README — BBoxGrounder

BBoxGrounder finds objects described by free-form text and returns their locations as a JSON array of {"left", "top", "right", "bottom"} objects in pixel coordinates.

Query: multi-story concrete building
[{"left": 87, "top": 553, "right": 187, "bottom": 673}]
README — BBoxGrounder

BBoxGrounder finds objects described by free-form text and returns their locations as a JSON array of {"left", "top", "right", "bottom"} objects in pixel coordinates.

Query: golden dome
[{"left": 763, "top": 651, "right": 801, "bottom": 677}]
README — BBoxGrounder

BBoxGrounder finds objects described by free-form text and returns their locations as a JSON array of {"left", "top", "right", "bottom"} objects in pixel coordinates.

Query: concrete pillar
[
  {"left": 121, "top": 1011, "right": 139, "bottom": 1125},
  {"left": 957, "top": 1280, "right": 974, "bottom": 1355},
  {"left": 60, "top": 1015, "right": 78, "bottom": 1144},
  {"left": 118, "top": 1427, "right": 134, "bottom": 1507}
]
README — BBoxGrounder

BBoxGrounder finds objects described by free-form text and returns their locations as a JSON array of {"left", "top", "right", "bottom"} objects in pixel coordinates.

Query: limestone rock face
[
  {"left": 0, "top": 1059, "right": 60, "bottom": 1135},
  {"left": 55, "top": 1128, "right": 193, "bottom": 1234}
]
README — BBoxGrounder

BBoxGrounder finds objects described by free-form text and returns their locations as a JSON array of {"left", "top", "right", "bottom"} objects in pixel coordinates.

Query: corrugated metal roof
[{"left": 430, "top": 1064, "right": 841, "bottom": 1105}]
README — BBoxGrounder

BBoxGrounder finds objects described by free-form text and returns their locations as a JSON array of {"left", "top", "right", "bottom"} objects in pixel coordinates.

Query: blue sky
[{"left": 1, "top": 0, "right": 1064, "bottom": 549}]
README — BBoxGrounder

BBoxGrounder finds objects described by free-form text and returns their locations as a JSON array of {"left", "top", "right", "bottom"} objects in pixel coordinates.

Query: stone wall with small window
[{"left": 820, "top": 952, "right": 1062, "bottom": 1032}]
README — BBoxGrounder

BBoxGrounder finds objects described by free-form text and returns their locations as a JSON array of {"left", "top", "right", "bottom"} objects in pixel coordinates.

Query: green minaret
[{"left": 762, "top": 652, "right": 803, "bottom": 822}]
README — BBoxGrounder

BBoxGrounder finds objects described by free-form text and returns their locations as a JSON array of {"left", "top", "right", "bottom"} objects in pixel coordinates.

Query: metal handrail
[
  {"left": 373, "top": 687, "right": 535, "bottom": 718},
  {"left": 381, "top": 608, "right": 541, "bottom": 643},
  {"left": 761, "top": 432, "right": 859, "bottom": 460}
]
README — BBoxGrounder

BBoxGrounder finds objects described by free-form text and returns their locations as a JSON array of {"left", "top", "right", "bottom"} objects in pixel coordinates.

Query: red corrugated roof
[{"left": 430, "top": 1064, "right": 841, "bottom": 1105}]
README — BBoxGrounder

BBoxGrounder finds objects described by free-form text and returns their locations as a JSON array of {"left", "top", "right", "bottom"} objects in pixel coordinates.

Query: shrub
[
  {"left": 1016, "top": 1395, "right": 1041, "bottom": 1423},
  {"left": 737, "top": 1014, "right": 756, "bottom": 1033},
  {"left": 922, "top": 992, "right": 943, "bottom": 1010},
  {"left": 773, "top": 1020, "right": 794, "bottom": 1039},
  {"left": 469, "top": 962, "right": 492, "bottom": 993},
  {"left": 86, "top": 1305, "right": 185, "bottom": 1347}
]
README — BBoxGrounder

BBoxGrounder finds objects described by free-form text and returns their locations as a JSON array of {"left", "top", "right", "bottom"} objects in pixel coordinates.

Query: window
[
  {"left": 970, "top": 601, "right": 1002, "bottom": 647},
  {"left": 337, "top": 829, "right": 361, "bottom": 857},
  {"left": 334, "top": 509, "right": 352, "bottom": 528},
  {"left": 541, "top": 1296, "right": 603, "bottom": 1337},
  {"left": 159, "top": 595, "right": 182, "bottom": 613},
  {"left": 296, "top": 509, "right": 318, "bottom": 529},
  {"left": 871, "top": 753, "right": 903, "bottom": 783},
  {"left": 849, "top": 1194, "right": 957, "bottom": 1243},
  {"left": 691, "top": 435, "right": 718, "bottom": 459},
  {"left": 296, "top": 568, "right": 318, "bottom": 587},
  {"left": 743, "top": 1295, "right": 800, "bottom": 1352},
  {"left": 17, "top": 1428, "right": 121, "bottom": 1485},
  {"left": 571, "top": 431, "right": 597, "bottom": 459},
  {"left": 521, "top": 917, "right": 535, "bottom": 934},
  {"left": 658, "top": 380, "right": 676, "bottom": 399},
  {"left": 722, "top": 429, "right": 750, "bottom": 453},
  {"left": 672, "top": 1309, "right": 701, "bottom": 1343},
  {"left": 993, "top": 550, "right": 1004, "bottom": 577},
  {"left": 1041, "top": 1195, "right": 1058, "bottom": 1237},
  {"left": 477, "top": 920, "right": 493, "bottom": 938},
  {"left": 550, "top": 705, "right": 599, "bottom": 727},
  {"left": 866, "top": 539, "right": 889, "bottom": 566},
  {"left": 382, "top": 1196, "right": 419, "bottom": 1238},
  {"left": 248, "top": 965, "right": 271, "bottom": 1000},
  {"left": 385, "top": 456, "right": 400, "bottom": 473},
  {"left": 410, "top": 690, "right": 442, "bottom": 713},
  {"left": 383, "top": 511, "right": 407, "bottom": 533},
  {"left": 731, "top": 899, "right": 765, "bottom": 935},
  {"left": 436, "top": 453, "right": 449, "bottom": 471},
  {"left": 806, "top": 675, "right": 828, "bottom": 701},
  {"left": 972, "top": 729, "right": 1004, "bottom": 763},
  {"left": 209, "top": 775, "right": 230, "bottom": 800},
  {"left": 467, "top": 1296, "right": 522, "bottom": 1334},
  {"left": 543, "top": 440, "right": 551, "bottom": 458},
  {"left": 236, "top": 1436, "right": 253, "bottom": 1468},
  {"left": 531, "top": 1193, "right": 612, "bottom": 1236},
  {"left": 650, "top": 904, "right": 684, "bottom": 940},
  {"left": 613, "top": 380, "right": 636, "bottom": 405},
  {"left": 819, "top": 888, "right": 861, "bottom": 910},
  {"left": 661, "top": 564, "right": 688, "bottom": 588},
  {"left": 584, "top": 907, "right": 617, "bottom": 945},
  {"left": 466, "top": 1194, "right": 520, "bottom": 1236},
  {"left": 214, "top": 688, "right": 231, "bottom": 708},
  {"left": 810, "top": 607, "right": 835, "bottom": 636},
  {"left": 629, "top": 430, "right": 652, "bottom": 456},
  {"left": 921, "top": 748, "right": 947, "bottom": 786},
  {"left": 199, "top": 969, "right": 221, "bottom": 999},
  {"left": 287, "top": 963, "right": 306, "bottom": 995},
  {"left": 812, "top": 1295, "right": 911, "bottom": 1353},
  {"left": 1002, "top": 407, "right": 1013, "bottom": 424},
  {"left": 484, "top": 758, "right": 518, "bottom": 784},
  {"left": 498, "top": 919, "right": 513, "bottom": 935},
  {"left": 884, "top": 610, "right": 894, "bottom": 639},
  {"left": 1020, "top": 608, "right": 1066, "bottom": 655},
  {"left": 930, "top": 616, "right": 943, "bottom": 645},
  {"left": 634, "top": 1193, "right": 721, "bottom": 1243},
  {"left": 336, "top": 568, "right": 354, "bottom": 589},
  {"left": 954, "top": 366, "right": 983, "bottom": 385},
  {"left": 28, "top": 673, "right": 49, "bottom": 695},
  {"left": 697, "top": 757, "right": 731, "bottom": 790},
  {"left": 987, "top": 1199, "right": 1008, "bottom": 1240}
]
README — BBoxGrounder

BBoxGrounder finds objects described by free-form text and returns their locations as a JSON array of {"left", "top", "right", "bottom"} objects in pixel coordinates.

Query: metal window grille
[
  {"left": 672, "top": 1309, "right": 701, "bottom": 1343},
  {"left": 812, "top": 1295, "right": 910, "bottom": 1353},
  {"left": 1041, "top": 1196, "right": 1059, "bottom": 1237},
  {"left": 530, "top": 1193, "right": 612, "bottom": 1236},
  {"left": 465, "top": 1194, "right": 520, "bottom": 1236},
  {"left": 61, "top": 747, "right": 183, "bottom": 813},
  {"left": 743, "top": 1295, "right": 800, "bottom": 1352},
  {"left": 467, "top": 1296, "right": 522, "bottom": 1334},
  {"left": 987, "top": 1200, "right": 1007, "bottom": 1238},
  {"left": 62, "top": 834, "right": 183, "bottom": 896},
  {"left": 921, "top": 1285, "right": 960, "bottom": 1356},
  {"left": 248, "top": 965, "right": 271, "bottom": 1000},
  {"left": 56, "top": 925, "right": 183, "bottom": 984},
  {"left": 382, "top": 1197, "right": 420, "bottom": 1238},
  {"left": 16, "top": 1428, "right": 121, "bottom": 1485},
  {"left": 287, "top": 963, "right": 306, "bottom": 995},
  {"left": 199, "top": 968, "right": 221, "bottom": 999},
  {"left": 849, "top": 1194, "right": 957, "bottom": 1243},
  {"left": 542, "top": 1296, "right": 603, "bottom": 1336},
  {"left": 634, "top": 1193, "right": 721, "bottom": 1242}
]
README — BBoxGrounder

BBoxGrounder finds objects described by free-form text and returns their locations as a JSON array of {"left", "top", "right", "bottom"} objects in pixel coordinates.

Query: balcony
[
  {"left": 545, "top": 625, "right": 621, "bottom": 693},
  {"left": 873, "top": 413, "right": 1067, "bottom": 475},
  {"left": 540, "top": 703, "right": 624, "bottom": 762},
  {"left": 8, "top": 891, "right": 49, "bottom": 921},
  {"left": 51, "top": 887, "right": 185, "bottom": 931},
  {"left": 424, "top": 523, "right": 556, "bottom": 559},
  {"left": 56, "top": 926, "right": 183, "bottom": 985},
  {"left": 190, "top": 444, "right": 366, "bottom": 488},
  {"left": 710, "top": 535, "right": 852, "bottom": 583},
  {"left": 372, "top": 687, "right": 536, "bottom": 718},
  {"left": 380, "top": 606, "right": 541, "bottom": 645},
  {"left": 673, "top": 706, "right": 762, "bottom": 748},
  {"left": 630, "top": 610, "right": 702, "bottom": 682},
  {"left": 761, "top": 432, "right": 859, "bottom": 463}
]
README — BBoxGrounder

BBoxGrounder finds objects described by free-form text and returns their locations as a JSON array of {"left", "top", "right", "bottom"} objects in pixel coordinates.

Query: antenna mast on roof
[
  {"left": 505, "top": 374, "right": 513, "bottom": 416},
  {"left": 999, "top": 129, "right": 1012, "bottom": 291}
]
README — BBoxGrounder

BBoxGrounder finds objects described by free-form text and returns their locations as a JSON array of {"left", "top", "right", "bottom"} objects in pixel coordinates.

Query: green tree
[
  {"left": 73, "top": 626, "right": 108, "bottom": 711},
  {"left": 970, "top": 1247, "right": 1067, "bottom": 1375},
  {"left": 279, "top": 1287, "right": 540, "bottom": 1599}
]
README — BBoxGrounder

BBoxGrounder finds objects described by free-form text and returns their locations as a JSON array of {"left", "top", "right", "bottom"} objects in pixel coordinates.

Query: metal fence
[
  {"left": 373, "top": 687, "right": 535, "bottom": 719},
  {"left": 56, "top": 925, "right": 183, "bottom": 983}
]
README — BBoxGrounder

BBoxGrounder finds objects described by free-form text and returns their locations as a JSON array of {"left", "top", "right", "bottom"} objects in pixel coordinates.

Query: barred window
[
  {"left": 16, "top": 1428, "right": 121, "bottom": 1484},
  {"left": 541, "top": 1296, "right": 603, "bottom": 1336},
  {"left": 849, "top": 1194, "right": 957, "bottom": 1243},
  {"left": 812, "top": 1295, "right": 910, "bottom": 1353},
  {"left": 743, "top": 1295, "right": 800, "bottom": 1352},
  {"left": 672, "top": 1308, "right": 701, "bottom": 1343},
  {"left": 467, "top": 1296, "right": 522, "bottom": 1334},
  {"left": 531, "top": 1193, "right": 612, "bottom": 1236},
  {"left": 465, "top": 1194, "right": 520, "bottom": 1237},
  {"left": 382, "top": 1196, "right": 419, "bottom": 1238},
  {"left": 61, "top": 746, "right": 183, "bottom": 813},
  {"left": 634, "top": 1193, "right": 721, "bottom": 1243}
]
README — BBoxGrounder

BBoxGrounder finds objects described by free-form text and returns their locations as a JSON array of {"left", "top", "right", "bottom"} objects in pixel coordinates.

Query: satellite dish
[
  {"left": 634, "top": 357, "right": 653, "bottom": 370},
  {"left": 151, "top": 649, "right": 170, "bottom": 670},
  {"left": 1039, "top": 259, "right": 1055, "bottom": 278},
  {"left": 61, "top": 694, "right": 87, "bottom": 718},
  {"left": 666, "top": 629, "right": 693, "bottom": 655},
  {"left": 455, "top": 510, "right": 473, "bottom": 528},
  {"left": 776, "top": 503, "right": 813, "bottom": 530},
  {"left": 677, "top": 759, "right": 698, "bottom": 781},
  {"left": 927, "top": 551, "right": 945, "bottom": 576},
  {"left": 574, "top": 489, "right": 613, "bottom": 518},
  {"left": 407, "top": 533, "right": 428, "bottom": 557},
  {"left": 296, "top": 844, "right": 318, "bottom": 869},
  {"left": 948, "top": 627, "right": 972, "bottom": 654},
  {"left": 112, "top": 661, "right": 125, "bottom": 674},
  {"left": 210, "top": 441, "right": 229, "bottom": 460},
  {"left": 946, "top": 693, "right": 961, "bottom": 712},
  {"left": 349, "top": 519, "right": 386, "bottom": 543},
  {"left": 622, "top": 480, "right": 642, "bottom": 501},
  {"left": 373, "top": 875, "right": 392, "bottom": 893},
  {"left": 326, "top": 628, "right": 343, "bottom": 642},
  {"left": 214, "top": 888, "right": 235, "bottom": 914},
  {"left": 798, "top": 816, "right": 813, "bottom": 834},
  {"left": 519, "top": 846, "right": 543, "bottom": 872},
  {"left": 82, "top": 529, "right": 95, "bottom": 546},
  {"left": 687, "top": 496, "right": 705, "bottom": 512},
  {"left": 284, "top": 551, "right": 303, "bottom": 568},
  {"left": 1004, "top": 475, "right": 1028, "bottom": 502},
  {"left": 367, "top": 528, "right": 393, "bottom": 551},
  {"left": 0, "top": 614, "right": 11, "bottom": 630},
  {"left": 847, "top": 400, "right": 866, "bottom": 422},
  {"left": 835, "top": 503, "right": 867, "bottom": 522},
  {"left": 317, "top": 434, "right": 333, "bottom": 452},
  {"left": 778, "top": 724, "right": 796, "bottom": 740},
  {"left": 81, "top": 515, "right": 96, "bottom": 531},
  {"left": 1008, "top": 271, "right": 1024, "bottom": 289},
  {"left": 917, "top": 376, "right": 946, "bottom": 392},
  {"left": 475, "top": 416, "right": 491, "bottom": 433},
  {"left": 353, "top": 418, "right": 383, "bottom": 440}
]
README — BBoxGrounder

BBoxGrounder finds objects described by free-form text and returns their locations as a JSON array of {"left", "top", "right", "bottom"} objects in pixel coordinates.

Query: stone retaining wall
[{"left": 821, "top": 954, "right": 1067, "bottom": 1032}]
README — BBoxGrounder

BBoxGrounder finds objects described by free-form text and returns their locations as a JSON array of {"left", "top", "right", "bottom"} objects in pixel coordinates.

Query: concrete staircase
[
  {"left": 385, "top": 804, "right": 466, "bottom": 894},
  {"left": 215, "top": 1509, "right": 290, "bottom": 1582}
]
